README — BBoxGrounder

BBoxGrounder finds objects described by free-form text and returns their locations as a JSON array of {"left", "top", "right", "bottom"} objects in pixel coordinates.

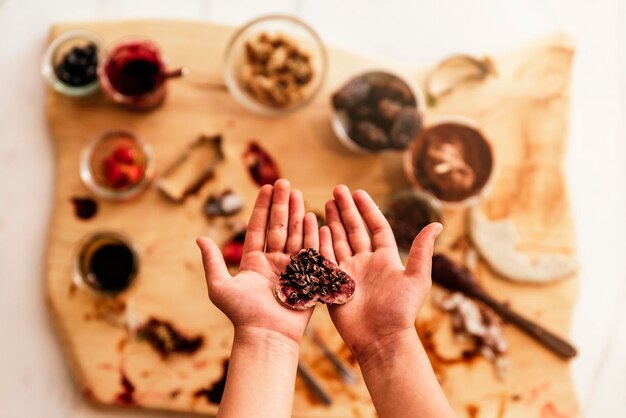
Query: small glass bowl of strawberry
[{"left": 80, "top": 130, "right": 154, "bottom": 200}]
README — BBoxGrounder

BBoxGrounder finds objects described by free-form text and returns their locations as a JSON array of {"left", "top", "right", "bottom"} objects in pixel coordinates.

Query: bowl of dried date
[
  {"left": 331, "top": 68, "right": 425, "bottom": 153},
  {"left": 223, "top": 14, "right": 328, "bottom": 116}
]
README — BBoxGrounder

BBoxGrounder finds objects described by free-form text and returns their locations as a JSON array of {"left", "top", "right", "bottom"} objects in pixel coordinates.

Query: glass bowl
[
  {"left": 73, "top": 230, "right": 141, "bottom": 296},
  {"left": 80, "top": 130, "right": 155, "bottom": 200},
  {"left": 402, "top": 115, "right": 497, "bottom": 209},
  {"left": 223, "top": 14, "right": 328, "bottom": 116},
  {"left": 98, "top": 37, "right": 172, "bottom": 110},
  {"left": 41, "top": 29, "right": 104, "bottom": 97},
  {"left": 331, "top": 67, "right": 426, "bottom": 154},
  {"left": 384, "top": 190, "right": 442, "bottom": 254}
]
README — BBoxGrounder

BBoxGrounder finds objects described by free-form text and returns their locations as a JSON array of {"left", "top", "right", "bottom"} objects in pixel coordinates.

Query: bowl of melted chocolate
[
  {"left": 384, "top": 191, "right": 442, "bottom": 252},
  {"left": 404, "top": 117, "right": 494, "bottom": 207},
  {"left": 74, "top": 231, "right": 140, "bottom": 295}
]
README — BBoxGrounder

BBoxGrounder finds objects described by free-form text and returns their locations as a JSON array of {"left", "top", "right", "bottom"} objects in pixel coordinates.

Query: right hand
[
  {"left": 319, "top": 185, "right": 442, "bottom": 364},
  {"left": 197, "top": 179, "right": 320, "bottom": 346}
]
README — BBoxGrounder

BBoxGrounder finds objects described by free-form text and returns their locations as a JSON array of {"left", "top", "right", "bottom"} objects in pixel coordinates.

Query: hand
[
  {"left": 319, "top": 185, "right": 442, "bottom": 365},
  {"left": 197, "top": 179, "right": 320, "bottom": 345}
]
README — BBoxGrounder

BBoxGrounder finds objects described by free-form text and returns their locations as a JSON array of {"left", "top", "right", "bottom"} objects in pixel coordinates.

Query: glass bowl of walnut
[{"left": 223, "top": 15, "right": 328, "bottom": 116}]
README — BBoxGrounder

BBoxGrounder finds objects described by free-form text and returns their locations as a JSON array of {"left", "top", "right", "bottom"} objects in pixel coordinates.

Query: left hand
[
  {"left": 196, "top": 179, "right": 320, "bottom": 345},
  {"left": 319, "top": 185, "right": 442, "bottom": 363}
]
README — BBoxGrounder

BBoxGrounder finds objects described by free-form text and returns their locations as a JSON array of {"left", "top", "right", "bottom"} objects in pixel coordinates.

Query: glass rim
[
  {"left": 223, "top": 13, "right": 328, "bottom": 116},
  {"left": 41, "top": 29, "right": 104, "bottom": 97},
  {"left": 79, "top": 129, "right": 155, "bottom": 200},
  {"left": 330, "top": 66, "right": 427, "bottom": 154},
  {"left": 97, "top": 36, "right": 168, "bottom": 103},
  {"left": 72, "top": 229, "right": 141, "bottom": 297},
  {"left": 402, "top": 115, "right": 498, "bottom": 209}
]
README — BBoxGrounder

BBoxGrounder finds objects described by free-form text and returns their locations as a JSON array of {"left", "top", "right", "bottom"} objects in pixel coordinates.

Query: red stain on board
[
  {"left": 540, "top": 402, "right": 569, "bottom": 418},
  {"left": 71, "top": 197, "right": 98, "bottom": 220},
  {"left": 114, "top": 372, "right": 136, "bottom": 406},
  {"left": 528, "top": 381, "right": 551, "bottom": 404},
  {"left": 82, "top": 388, "right": 97, "bottom": 402},
  {"left": 242, "top": 141, "right": 280, "bottom": 186}
]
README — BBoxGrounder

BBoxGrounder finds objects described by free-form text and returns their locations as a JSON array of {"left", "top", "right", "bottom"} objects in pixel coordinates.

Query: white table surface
[{"left": 0, "top": 0, "right": 624, "bottom": 417}]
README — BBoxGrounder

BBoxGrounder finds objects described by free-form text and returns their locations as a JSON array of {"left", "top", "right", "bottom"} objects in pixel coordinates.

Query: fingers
[
  {"left": 325, "top": 200, "right": 353, "bottom": 262},
  {"left": 332, "top": 185, "right": 373, "bottom": 253},
  {"left": 243, "top": 184, "right": 273, "bottom": 254},
  {"left": 404, "top": 223, "right": 443, "bottom": 279},
  {"left": 352, "top": 189, "right": 397, "bottom": 250},
  {"left": 303, "top": 212, "right": 320, "bottom": 250},
  {"left": 285, "top": 189, "right": 306, "bottom": 254},
  {"left": 319, "top": 225, "right": 337, "bottom": 264},
  {"left": 196, "top": 237, "right": 230, "bottom": 293},
  {"left": 266, "top": 179, "right": 291, "bottom": 252}
]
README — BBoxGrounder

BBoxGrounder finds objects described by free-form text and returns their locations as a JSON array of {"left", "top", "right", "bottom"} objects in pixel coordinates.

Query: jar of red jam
[
  {"left": 80, "top": 130, "right": 155, "bottom": 200},
  {"left": 98, "top": 38, "right": 180, "bottom": 110}
]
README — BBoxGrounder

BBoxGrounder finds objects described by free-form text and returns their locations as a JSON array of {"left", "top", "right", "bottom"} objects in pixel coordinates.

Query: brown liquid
[
  {"left": 80, "top": 237, "right": 137, "bottom": 294},
  {"left": 413, "top": 123, "right": 493, "bottom": 202}
]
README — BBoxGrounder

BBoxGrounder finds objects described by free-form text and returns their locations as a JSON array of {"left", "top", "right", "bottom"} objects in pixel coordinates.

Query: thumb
[
  {"left": 196, "top": 236, "right": 230, "bottom": 293},
  {"left": 404, "top": 223, "right": 443, "bottom": 279}
]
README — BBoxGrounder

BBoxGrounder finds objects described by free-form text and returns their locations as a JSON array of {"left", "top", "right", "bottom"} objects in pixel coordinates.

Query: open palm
[
  {"left": 319, "top": 186, "right": 442, "bottom": 360},
  {"left": 197, "top": 180, "right": 320, "bottom": 344}
]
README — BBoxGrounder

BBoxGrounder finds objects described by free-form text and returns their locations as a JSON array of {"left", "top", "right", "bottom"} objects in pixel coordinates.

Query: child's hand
[
  {"left": 197, "top": 179, "right": 319, "bottom": 345},
  {"left": 319, "top": 185, "right": 442, "bottom": 365}
]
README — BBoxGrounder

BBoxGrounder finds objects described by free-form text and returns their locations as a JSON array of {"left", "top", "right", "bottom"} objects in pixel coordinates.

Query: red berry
[
  {"left": 222, "top": 242, "right": 243, "bottom": 266},
  {"left": 123, "top": 164, "right": 143, "bottom": 184},
  {"left": 113, "top": 147, "right": 137, "bottom": 164},
  {"left": 104, "top": 162, "right": 125, "bottom": 188}
]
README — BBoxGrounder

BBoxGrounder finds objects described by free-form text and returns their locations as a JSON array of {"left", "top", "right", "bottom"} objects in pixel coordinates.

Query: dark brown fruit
[
  {"left": 351, "top": 120, "right": 389, "bottom": 150},
  {"left": 390, "top": 107, "right": 422, "bottom": 149},
  {"left": 370, "top": 78, "right": 415, "bottom": 105},
  {"left": 332, "top": 76, "right": 370, "bottom": 110}
]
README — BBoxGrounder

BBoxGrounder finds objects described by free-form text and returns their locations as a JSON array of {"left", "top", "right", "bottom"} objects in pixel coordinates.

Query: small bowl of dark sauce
[{"left": 73, "top": 231, "right": 140, "bottom": 296}]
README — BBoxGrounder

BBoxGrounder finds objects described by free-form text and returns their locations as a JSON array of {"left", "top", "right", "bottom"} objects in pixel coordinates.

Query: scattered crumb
[
  {"left": 466, "top": 403, "right": 479, "bottom": 418},
  {"left": 117, "top": 337, "right": 128, "bottom": 353}
]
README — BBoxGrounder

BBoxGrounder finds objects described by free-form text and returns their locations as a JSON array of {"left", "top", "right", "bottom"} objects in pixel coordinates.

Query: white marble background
[{"left": 0, "top": 0, "right": 624, "bottom": 417}]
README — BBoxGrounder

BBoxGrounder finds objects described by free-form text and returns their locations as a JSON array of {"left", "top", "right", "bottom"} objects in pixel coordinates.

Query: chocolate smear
[
  {"left": 140, "top": 318, "right": 203, "bottom": 358},
  {"left": 115, "top": 372, "right": 136, "bottom": 406},
  {"left": 194, "top": 359, "right": 229, "bottom": 404}
]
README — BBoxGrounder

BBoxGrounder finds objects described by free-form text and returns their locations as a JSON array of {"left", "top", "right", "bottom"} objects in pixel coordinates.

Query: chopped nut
[{"left": 240, "top": 32, "right": 315, "bottom": 108}]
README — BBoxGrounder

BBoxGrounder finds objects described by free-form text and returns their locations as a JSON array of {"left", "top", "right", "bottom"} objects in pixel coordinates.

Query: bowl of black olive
[
  {"left": 41, "top": 29, "right": 104, "bottom": 97},
  {"left": 331, "top": 68, "right": 425, "bottom": 153}
]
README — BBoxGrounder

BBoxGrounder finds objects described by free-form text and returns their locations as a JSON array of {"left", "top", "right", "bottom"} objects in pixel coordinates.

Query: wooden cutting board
[{"left": 45, "top": 20, "right": 579, "bottom": 418}]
